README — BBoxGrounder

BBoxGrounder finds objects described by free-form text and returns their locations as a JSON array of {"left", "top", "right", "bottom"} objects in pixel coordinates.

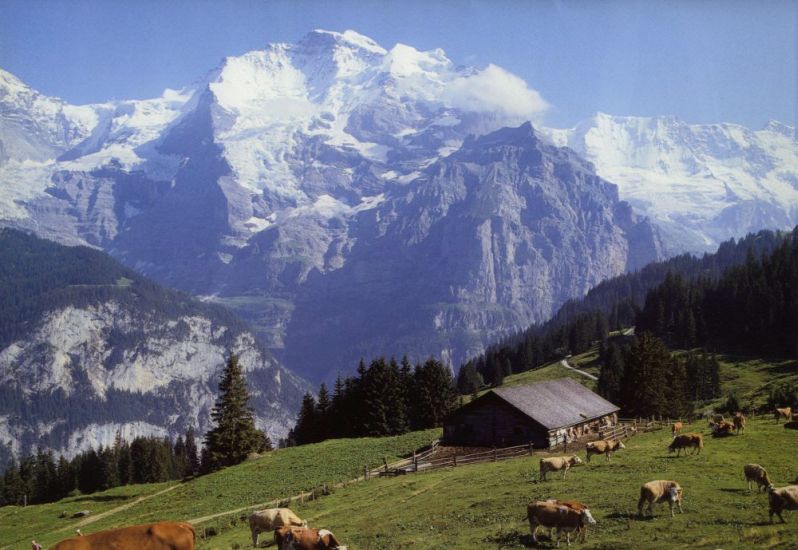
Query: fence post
[
  {"left": 453, "top": 455, "right": 457, "bottom": 467},
  {"left": 493, "top": 448, "right": 497, "bottom": 462},
  {"left": 364, "top": 465, "right": 369, "bottom": 481},
  {"left": 528, "top": 442, "right": 533, "bottom": 455},
  {"left": 414, "top": 456, "right": 418, "bottom": 473}
]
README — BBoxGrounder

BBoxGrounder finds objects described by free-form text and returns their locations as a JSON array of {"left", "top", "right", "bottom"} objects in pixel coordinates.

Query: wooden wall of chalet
[{"left": 443, "top": 393, "right": 549, "bottom": 448}]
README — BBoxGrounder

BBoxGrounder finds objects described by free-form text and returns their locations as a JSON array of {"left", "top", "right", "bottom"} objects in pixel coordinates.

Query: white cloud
[{"left": 442, "top": 64, "right": 549, "bottom": 124}]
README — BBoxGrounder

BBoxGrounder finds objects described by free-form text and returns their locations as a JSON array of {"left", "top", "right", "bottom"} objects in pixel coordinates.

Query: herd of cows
[
  {"left": 37, "top": 408, "right": 798, "bottom": 549},
  {"left": 528, "top": 409, "right": 798, "bottom": 546}
]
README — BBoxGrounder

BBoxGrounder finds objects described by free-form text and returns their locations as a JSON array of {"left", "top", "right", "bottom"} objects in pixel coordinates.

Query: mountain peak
[{"left": 298, "top": 29, "right": 387, "bottom": 55}]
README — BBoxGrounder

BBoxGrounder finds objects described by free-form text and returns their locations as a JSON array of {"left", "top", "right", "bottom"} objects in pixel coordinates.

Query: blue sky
[{"left": 1, "top": 0, "right": 795, "bottom": 129}]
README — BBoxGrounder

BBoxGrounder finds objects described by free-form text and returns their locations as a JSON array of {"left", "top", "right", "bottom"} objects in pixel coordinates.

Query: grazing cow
[
  {"left": 585, "top": 440, "right": 625, "bottom": 463},
  {"left": 671, "top": 422, "right": 683, "bottom": 437},
  {"left": 767, "top": 485, "right": 798, "bottom": 523},
  {"left": 51, "top": 522, "right": 195, "bottom": 550},
  {"left": 540, "top": 455, "right": 583, "bottom": 480},
  {"left": 274, "top": 527, "right": 346, "bottom": 550},
  {"left": 638, "top": 480, "right": 684, "bottom": 517},
  {"left": 775, "top": 407, "right": 793, "bottom": 423},
  {"left": 527, "top": 501, "right": 596, "bottom": 547},
  {"left": 710, "top": 420, "right": 735, "bottom": 436},
  {"left": 711, "top": 414, "right": 725, "bottom": 425},
  {"left": 250, "top": 508, "right": 306, "bottom": 547},
  {"left": 668, "top": 433, "right": 703, "bottom": 456},
  {"left": 545, "top": 500, "right": 591, "bottom": 542},
  {"left": 744, "top": 464, "right": 773, "bottom": 492},
  {"left": 733, "top": 413, "right": 746, "bottom": 434}
]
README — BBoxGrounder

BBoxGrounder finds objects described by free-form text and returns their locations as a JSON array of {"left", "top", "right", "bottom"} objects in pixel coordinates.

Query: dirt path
[{"left": 560, "top": 359, "right": 598, "bottom": 381}]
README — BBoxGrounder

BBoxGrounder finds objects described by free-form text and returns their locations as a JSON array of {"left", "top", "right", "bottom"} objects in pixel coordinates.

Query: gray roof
[{"left": 492, "top": 378, "right": 619, "bottom": 430}]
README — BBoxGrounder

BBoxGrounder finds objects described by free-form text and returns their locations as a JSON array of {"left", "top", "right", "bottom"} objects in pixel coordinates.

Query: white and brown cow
[
  {"left": 733, "top": 413, "right": 746, "bottom": 434},
  {"left": 274, "top": 526, "right": 346, "bottom": 550},
  {"left": 671, "top": 422, "right": 684, "bottom": 438},
  {"left": 775, "top": 407, "right": 793, "bottom": 423},
  {"left": 249, "top": 508, "right": 306, "bottom": 547},
  {"left": 540, "top": 455, "right": 583, "bottom": 480},
  {"left": 768, "top": 485, "right": 798, "bottom": 523},
  {"left": 585, "top": 439, "right": 625, "bottom": 463},
  {"left": 527, "top": 500, "right": 596, "bottom": 547},
  {"left": 638, "top": 480, "right": 684, "bottom": 517}
]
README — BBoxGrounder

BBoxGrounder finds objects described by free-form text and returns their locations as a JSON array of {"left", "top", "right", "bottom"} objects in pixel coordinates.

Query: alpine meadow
[{"left": 1, "top": 2, "right": 797, "bottom": 549}]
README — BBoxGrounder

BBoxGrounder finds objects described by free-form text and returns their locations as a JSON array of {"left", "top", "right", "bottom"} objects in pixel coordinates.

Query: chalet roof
[{"left": 492, "top": 378, "right": 619, "bottom": 430}]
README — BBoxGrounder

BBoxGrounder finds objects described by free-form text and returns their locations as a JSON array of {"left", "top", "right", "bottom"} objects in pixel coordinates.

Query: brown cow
[
  {"left": 585, "top": 440, "right": 625, "bottom": 463},
  {"left": 744, "top": 464, "right": 773, "bottom": 492},
  {"left": 249, "top": 508, "right": 306, "bottom": 547},
  {"left": 671, "top": 422, "right": 683, "bottom": 437},
  {"left": 527, "top": 501, "right": 596, "bottom": 547},
  {"left": 710, "top": 420, "right": 735, "bottom": 436},
  {"left": 733, "top": 413, "right": 746, "bottom": 434},
  {"left": 668, "top": 433, "right": 703, "bottom": 456},
  {"left": 51, "top": 522, "right": 195, "bottom": 550},
  {"left": 775, "top": 407, "right": 793, "bottom": 423},
  {"left": 638, "top": 480, "right": 684, "bottom": 517},
  {"left": 768, "top": 485, "right": 798, "bottom": 523},
  {"left": 545, "top": 500, "right": 591, "bottom": 542},
  {"left": 540, "top": 455, "right": 583, "bottom": 480},
  {"left": 274, "top": 527, "right": 346, "bottom": 550}
]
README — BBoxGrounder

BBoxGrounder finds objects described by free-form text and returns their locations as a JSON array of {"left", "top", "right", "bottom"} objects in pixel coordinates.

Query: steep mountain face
[
  {"left": 0, "top": 230, "right": 307, "bottom": 468},
  {"left": 544, "top": 114, "right": 798, "bottom": 253},
  {"left": 15, "top": 30, "right": 796, "bottom": 380},
  {"left": 283, "top": 123, "right": 661, "bottom": 379}
]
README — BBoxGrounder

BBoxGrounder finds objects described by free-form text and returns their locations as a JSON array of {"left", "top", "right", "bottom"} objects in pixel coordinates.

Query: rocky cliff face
[
  {"left": 0, "top": 230, "right": 307, "bottom": 468},
  {"left": 0, "top": 31, "right": 671, "bottom": 381}
]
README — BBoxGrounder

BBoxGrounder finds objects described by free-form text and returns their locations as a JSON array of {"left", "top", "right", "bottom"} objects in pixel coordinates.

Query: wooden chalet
[{"left": 443, "top": 378, "right": 619, "bottom": 448}]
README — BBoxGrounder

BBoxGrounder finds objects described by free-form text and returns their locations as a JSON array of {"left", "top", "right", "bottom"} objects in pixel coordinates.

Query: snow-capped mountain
[
  {"left": 544, "top": 113, "right": 798, "bottom": 253},
  {"left": 2, "top": 29, "right": 790, "bottom": 380}
]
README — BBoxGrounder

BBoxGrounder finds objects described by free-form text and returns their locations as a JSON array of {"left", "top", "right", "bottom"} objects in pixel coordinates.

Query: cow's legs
[
  {"left": 562, "top": 468, "right": 568, "bottom": 479},
  {"left": 251, "top": 528, "right": 259, "bottom": 547},
  {"left": 530, "top": 521, "right": 540, "bottom": 543}
]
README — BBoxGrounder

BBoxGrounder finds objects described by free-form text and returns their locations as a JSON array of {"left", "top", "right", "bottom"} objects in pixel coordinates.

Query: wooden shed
[{"left": 443, "top": 378, "right": 619, "bottom": 448}]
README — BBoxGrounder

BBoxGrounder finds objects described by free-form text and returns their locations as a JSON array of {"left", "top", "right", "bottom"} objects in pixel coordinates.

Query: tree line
[
  {"left": 457, "top": 228, "right": 792, "bottom": 394},
  {"left": 1, "top": 354, "right": 271, "bottom": 505},
  {"left": 288, "top": 357, "right": 457, "bottom": 445},
  {"left": 0, "top": 430, "right": 199, "bottom": 506},
  {"left": 636, "top": 227, "right": 798, "bottom": 358}
]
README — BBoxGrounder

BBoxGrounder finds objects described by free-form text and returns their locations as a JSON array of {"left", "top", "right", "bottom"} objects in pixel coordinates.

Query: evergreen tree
[
  {"left": 184, "top": 427, "right": 200, "bottom": 477},
  {"left": 2, "top": 458, "right": 24, "bottom": 505},
  {"left": 293, "top": 393, "right": 319, "bottom": 445},
  {"left": 620, "top": 333, "right": 672, "bottom": 418},
  {"left": 56, "top": 455, "right": 75, "bottom": 498},
  {"left": 411, "top": 359, "right": 456, "bottom": 429},
  {"left": 316, "top": 383, "right": 331, "bottom": 441},
  {"left": 597, "top": 341, "right": 625, "bottom": 404},
  {"left": 203, "top": 354, "right": 265, "bottom": 471}
]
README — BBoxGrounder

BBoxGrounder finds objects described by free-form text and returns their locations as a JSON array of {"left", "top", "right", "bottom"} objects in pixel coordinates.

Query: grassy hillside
[
  {"left": 203, "top": 417, "right": 798, "bottom": 549},
  {"left": 0, "top": 430, "right": 439, "bottom": 549}
]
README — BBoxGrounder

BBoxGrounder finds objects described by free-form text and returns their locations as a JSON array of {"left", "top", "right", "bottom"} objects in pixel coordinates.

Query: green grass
[
  {"left": 0, "top": 430, "right": 439, "bottom": 549},
  {"left": 203, "top": 418, "right": 798, "bottom": 549}
]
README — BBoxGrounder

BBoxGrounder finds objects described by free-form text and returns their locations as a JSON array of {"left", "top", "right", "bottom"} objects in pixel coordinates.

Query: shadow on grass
[
  {"left": 70, "top": 495, "right": 130, "bottom": 503},
  {"left": 719, "top": 487, "right": 747, "bottom": 494}
]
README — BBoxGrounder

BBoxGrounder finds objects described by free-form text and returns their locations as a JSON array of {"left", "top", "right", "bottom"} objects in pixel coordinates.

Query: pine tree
[
  {"left": 184, "top": 427, "right": 200, "bottom": 477},
  {"left": 203, "top": 354, "right": 265, "bottom": 471},
  {"left": 316, "top": 383, "right": 331, "bottom": 441},
  {"left": 411, "top": 359, "right": 457, "bottom": 429},
  {"left": 293, "top": 393, "right": 319, "bottom": 445},
  {"left": 2, "top": 458, "right": 24, "bottom": 505}
]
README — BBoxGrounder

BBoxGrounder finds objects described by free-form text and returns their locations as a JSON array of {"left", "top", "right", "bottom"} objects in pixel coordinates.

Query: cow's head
[
  {"left": 302, "top": 519, "right": 308, "bottom": 527},
  {"left": 669, "top": 486, "right": 683, "bottom": 502},
  {"left": 667, "top": 442, "right": 676, "bottom": 453},
  {"left": 580, "top": 509, "right": 597, "bottom": 525},
  {"left": 616, "top": 441, "right": 626, "bottom": 449},
  {"left": 570, "top": 455, "right": 583, "bottom": 465}
]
